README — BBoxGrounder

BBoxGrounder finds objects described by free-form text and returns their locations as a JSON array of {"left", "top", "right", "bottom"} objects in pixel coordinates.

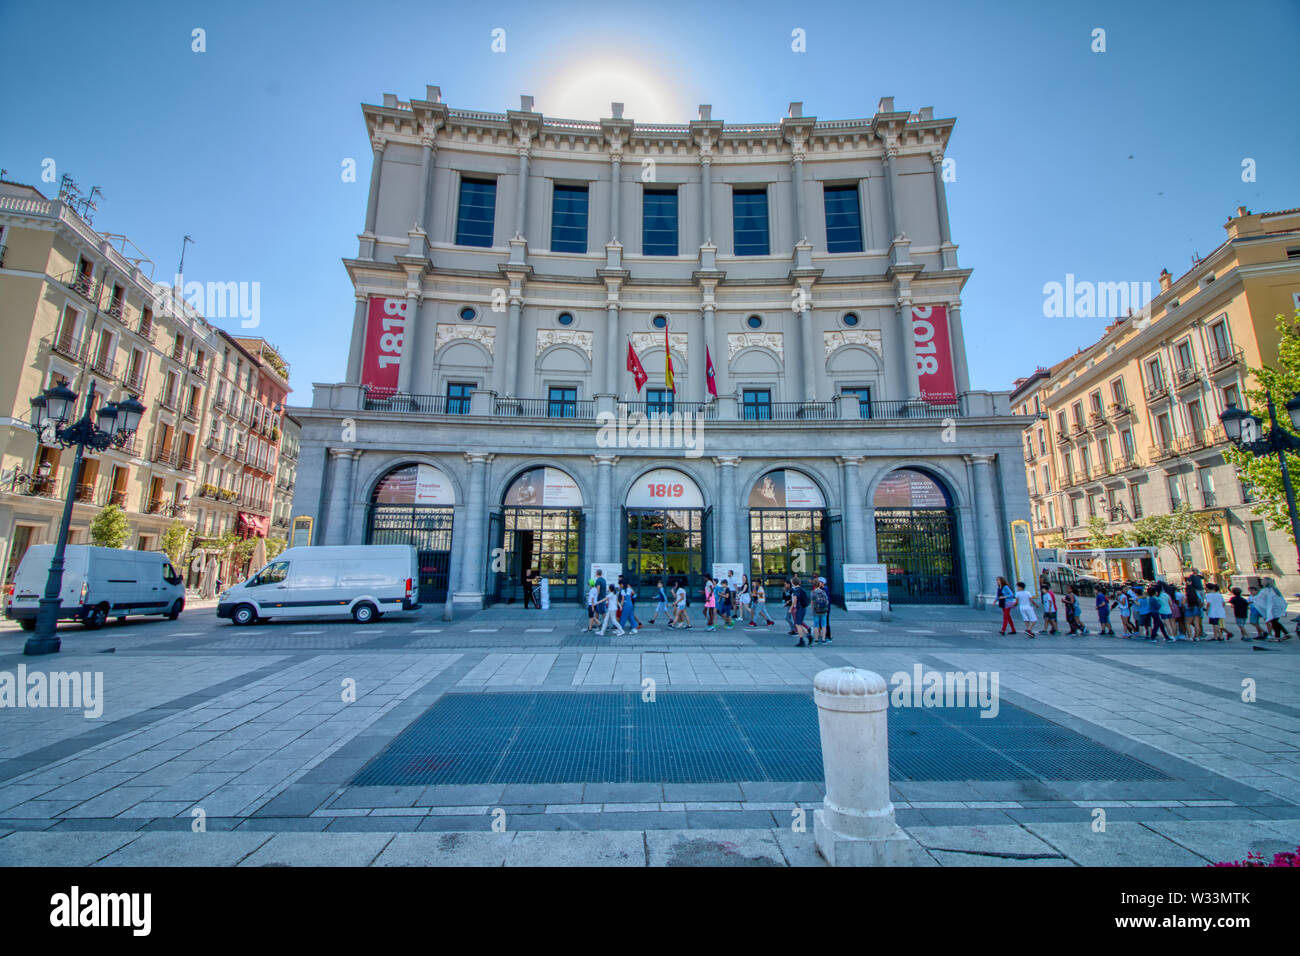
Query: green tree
[
  {"left": 1125, "top": 505, "right": 1211, "bottom": 571},
  {"left": 1083, "top": 515, "right": 1126, "bottom": 549},
  {"left": 160, "top": 521, "right": 191, "bottom": 565},
  {"left": 1222, "top": 310, "right": 1300, "bottom": 543},
  {"left": 266, "top": 536, "right": 287, "bottom": 561},
  {"left": 1043, "top": 532, "right": 1067, "bottom": 550},
  {"left": 88, "top": 504, "right": 130, "bottom": 548}
]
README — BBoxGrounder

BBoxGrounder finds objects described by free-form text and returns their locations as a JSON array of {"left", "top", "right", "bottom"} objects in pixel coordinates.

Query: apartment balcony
[
  {"left": 495, "top": 397, "right": 598, "bottom": 421},
  {"left": 1023, "top": 447, "right": 1035, "bottom": 463},
  {"left": 73, "top": 482, "right": 96, "bottom": 503},
  {"left": 146, "top": 498, "right": 167, "bottom": 515},
  {"left": 182, "top": 402, "right": 201, "bottom": 423},
  {"left": 137, "top": 320, "right": 155, "bottom": 344},
  {"left": 105, "top": 300, "right": 127, "bottom": 325},
  {"left": 1054, "top": 431, "right": 1071, "bottom": 446},
  {"left": 103, "top": 489, "right": 128, "bottom": 508},
  {"left": 1069, "top": 420, "right": 1088, "bottom": 437},
  {"left": 1108, "top": 402, "right": 1134, "bottom": 419},
  {"left": 1149, "top": 442, "right": 1178, "bottom": 462},
  {"left": 1172, "top": 364, "right": 1202, "bottom": 390},
  {"left": 179, "top": 454, "right": 196, "bottom": 472},
  {"left": 1176, "top": 432, "right": 1208, "bottom": 454},
  {"left": 743, "top": 400, "right": 840, "bottom": 421},
  {"left": 190, "top": 363, "right": 207, "bottom": 382},
  {"left": 61, "top": 270, "right": 95, "bottom": 301},
  {"left": 151, "top": 445, "right": 177, "bottom": 467},
  {"left": 1143, "top": 379, "right": 1171, "bottom": 403},
  {"left": 212, "top": 396, "right": 227, "bottom": 413},
  {"left": 88, "top": 352, "right": 116, "bottom": 378},
  {"left": 1116, "top": 453, "right": 1144, "bottom": 472},
  {"left": 48, "top": 332, "right": 87, "bottom": 364},
  {"left": 1207, "top": 345, "right": 1244, "bottom": 373},
  {"left": 158, "top": 391, "right": 180, "bottom": 413},
  {"left": 1087, "top": 411, "right": 1108, "bottom": 430},
  {"left": 120, "top": 367, "right": 146, "bottom": 395}
]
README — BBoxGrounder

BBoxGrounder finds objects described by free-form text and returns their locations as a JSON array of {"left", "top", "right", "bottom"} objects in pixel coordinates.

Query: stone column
[
  {"left": 514, "top": 147, "right": 530, "bottom": 239},
  {"left": 799, "top": 301, "right": 817, "bottom": 402},
  {"left": 592, "top": 454, "right": 617, "bottom": 562},
  {"left": 931, "top": 149, "right": 951, "bottom": 248},
  {"left": 325, "top": 448, "right": 355, "bottom": 545},
  {"left": 604, "top": 304, "right": 620, "bottom": 398},
  {"left": 416, "top": 133, "right": 436, "bottom": 234},
  {"left": 898, "top": 299, "right": 921, "bottom": 402},
  {"left": 700, "top": 157, "right": 713, "bottom": 244},
  {"left": 498, "top": 296, "right": 523, "bottom": 395},
  {"left": 948, "top": 300, "right": 971, "bottom": 395},
  {"left": 455, "top": 452, "right": 492, "bottom": 603},
  {"left": 396, "top": 290, "right": 420, "bottom": 394},
  {"left": 609, "top": 153, "right": 621, "bottom": 242},
  {"left": 363, "top": 137, "right": 386, "bottom": 237},
  {"left": 968, "top": 454, "right": 1007, "bottom": 605},
  {"left": 838, "top": 457, "right": 867, "bottom": 564},
  {"left": 345, "top": 293, "right": 368, "bottom": 383},
  {"left": 714, "top": 456, "right": 740, "bottom": 562}
]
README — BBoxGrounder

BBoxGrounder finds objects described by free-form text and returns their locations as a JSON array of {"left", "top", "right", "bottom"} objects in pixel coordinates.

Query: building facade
[
  {"left": 291, "top": 89, "right": 1032, "bottom": 608},
  {"left": 1011, "top": 206, "right": 1300, "bottom": 596},
  {"left": 0, "top": 180, "right": 295, "bottom": 586}
]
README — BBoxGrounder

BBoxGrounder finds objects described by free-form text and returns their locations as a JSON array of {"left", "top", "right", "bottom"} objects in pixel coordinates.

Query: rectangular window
[
  {"left": 1222, "top": 384, "right": 1240, "bottom": 411},
  {"left": 732, "top": 188, "right": 770, "bottom": 256},
  {"left": 1069, "top": 498, "right": 1078, "bottom": 526},
  {"left": 1121, "top": 428, "right": 1135, "bottom": 459},
  {"left": 742, "top": 388, "right": 772, "bottom": 420},
  {"left": 1167, "top": 475, "right": 1184, "bottom": 508},
  {"left": 1198, "top": 469, "right": 1215, "bottom": 506},
  {"left": 1210, "top": 320, "right": 1230, "bottom": 357},
  {"left": 550, "top": 183, "right": 589, "bottom": 253},
  {"left": 1175, "top": 340, "right": 1193, "bottom": 371},
  {"left": 1047, "top": 500, "right": 1056, "bottom": 527},
  {"left": 1056, "top": 411, "right": 1068, "bottom": 433},
  {"left": 446, "top": 382, "right": 474, "bottom": 415},
  {"left": 642, "top": 188, "right": 678, "bottom": 256},
  {"left": 1041, "top": 464, "right": 1050, "bottom": 492},
  {"left": 547, "top": 386, "right": 577, "bottom": 419},
  {"left": 1129, "top": 484, "right": 1143, "bottom": 519},
  {"left": 1071, "top": 401, "right": 1084, "bottom": 427},
  {"left": 646, "top": 388, "right": 674, "bottom": 416},
  {"left": 840, "top": 386, "right": 872, "bottom": 418},
  {"left": 1249, "top": 520, "right": 1271, "bottom": 562},
  {"left": 1089, "top": 391, "right": 1103, "bottom": 414},
  {"left": 1110, "top": 378, "right": 1127, "bottom": 405},
  {"left": 1156, "top": 412, "right": 1173, "bottom": 445},
  {"left": 455, "top": 178, "right": 497, "bottom": 247},
  {"left": 1037, "top": 427, "right": 1045, "bottom": 453},
  {"left": 1186, "top": 399, "right": 1205, "bottom": 434},
  {"left": 823, "top": 184, "right": 863, "bottom": 253}
]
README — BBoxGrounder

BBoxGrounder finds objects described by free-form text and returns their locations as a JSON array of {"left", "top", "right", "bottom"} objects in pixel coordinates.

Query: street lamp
[
  {"left": 23, "top": 380, "right": 145, "bottom": 655},
  {"left": 1220, "top": 388, "right": 1300, "bottom": 578}
]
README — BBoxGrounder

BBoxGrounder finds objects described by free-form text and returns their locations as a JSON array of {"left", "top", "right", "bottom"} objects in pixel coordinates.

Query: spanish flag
[{"left": 665, "top": 326, "right": 675, "bottom": 393}]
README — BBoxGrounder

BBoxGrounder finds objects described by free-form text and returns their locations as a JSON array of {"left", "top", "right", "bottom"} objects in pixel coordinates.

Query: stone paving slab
[
  {"left": 91, "top": 832, "right": 273, "bottom": 866},
  {"left": 237, "top": 832, "right": 394, "bottom": 866}
]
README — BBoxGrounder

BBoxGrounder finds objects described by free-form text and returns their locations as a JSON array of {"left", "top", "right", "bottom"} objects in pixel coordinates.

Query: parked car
[
  {"left": 217, "top": 545, "right": 420, "bottom": 625},
  {"left": 5, "top": 545, "right": 185, "bottom": 630}
]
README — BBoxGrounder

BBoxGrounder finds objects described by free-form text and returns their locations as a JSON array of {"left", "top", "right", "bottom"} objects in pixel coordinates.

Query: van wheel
[
  {"left": 352, "top": 602, "right": 378, "bottom": 624},
  {"left": 167, "top": 599, "right": 184, "bottom": 620},
  {"left": 84, "top": 604, "right": 109, "bottom": 630},
  {"left": 231, "top": 604, "right": 258, "bottom": 626},
  {"left": 18, "top": 620, "right": 35, "bottom": 632}
]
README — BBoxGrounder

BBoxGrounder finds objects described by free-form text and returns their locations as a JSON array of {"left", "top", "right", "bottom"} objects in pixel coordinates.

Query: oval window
[
  {"left": 652, "top": 315, "right": 668, "bottom": 329},
  {"left": 746, "top": 315, "right": 763, "bottom": 329},
  {"left": 459, "top": 306, "right": 477, "bottom": 321},
  {"left": 557, "top": 312, "right": 574, "bottom": 326},
  {"left": 843, "top": 313, "right": 859, "bottom": 327}
]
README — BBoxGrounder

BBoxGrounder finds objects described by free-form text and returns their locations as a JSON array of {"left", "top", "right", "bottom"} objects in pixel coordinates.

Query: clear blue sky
[{"left": 3, "top": 0, "right": 1297, "bottom": 400}]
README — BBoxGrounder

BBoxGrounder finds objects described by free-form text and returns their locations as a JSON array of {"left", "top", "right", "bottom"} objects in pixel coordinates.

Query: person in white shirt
[
  {"left": 1014, "top": 581, "right": 1039, "bottom": 638},
  {"left": 1204, "top": 582, "right": 1228, "bottom": 641},
  {"left": 598, "top": 577, "right": 625, "bottom": 637},
  {"left": 586, "top": 581, "right": 599, "bottom": 632}
]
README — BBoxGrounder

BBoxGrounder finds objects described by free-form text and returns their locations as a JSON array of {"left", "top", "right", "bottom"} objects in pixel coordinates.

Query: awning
[{"left": 237, "top": 512, "right": 269, "bottom": 536}]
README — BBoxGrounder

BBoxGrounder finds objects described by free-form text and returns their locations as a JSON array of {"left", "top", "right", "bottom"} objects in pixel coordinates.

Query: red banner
[
  {"left": 361, "top": 295, "right": 409, "bottom": 391},
  {"left": 911, "top": 305, "right": 957, "bottom": 405}
]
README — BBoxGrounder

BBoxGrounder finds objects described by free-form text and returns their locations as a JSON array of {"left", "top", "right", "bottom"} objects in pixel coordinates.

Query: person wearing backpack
[
  {"left": 810, "top": 580, "right": 831, "bottom": 645},
  {"left": 791, "top": 576, "right": 812, "bottom": 646}
]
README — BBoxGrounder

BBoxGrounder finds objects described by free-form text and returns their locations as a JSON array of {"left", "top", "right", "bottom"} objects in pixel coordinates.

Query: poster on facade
[
  {"left": 589, "top": 564, "right": 622, "bottom": 593},
  {"left": 1010, "top": 520, "right": 1037, "bottom": 588},
  {"left": 911, "top": 305, "right": 957, "bottom": 405},
  {"left": 711, "top": 563, "right": 745, "bottom": 595},
  {"left": 873, "top": 469, "right": 950, "bottom": 509},
  {"left": 505, "top": 467, "right": 583, "bottom": 507},
  {"left": 843, "top": 564, "right": 889, "bottom": 611},
  {"left": 290, "top": 516, "right": 313, "bottom": 548},
  {"left": 414, "top": 464, "right": 455, "bottom": 505},
  {"left": 747, "top": 470, "right": 825, "bottom": 509},
  {"left": 625, "top": 469, "right": 704, "bottom": 509},
  {"left": 360, "top": 295, "right": 408, "bottom": 392}
]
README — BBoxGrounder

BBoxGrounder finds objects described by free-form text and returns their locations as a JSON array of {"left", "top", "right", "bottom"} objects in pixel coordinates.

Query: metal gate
[
  {"left": 821, "top": 512, "right": 844, "bottom": 608},
  {"left": 365, "top": 504, "right": 453, "bottom": 602},
  {"left": 622, "top": 505, "right": 706, "bottom": 594},
  {"left": 874, "top": 508, "right": 962, "bottom": 605},
  {"left": 485, "top": 509, "right": 504, "bottom": 605}
]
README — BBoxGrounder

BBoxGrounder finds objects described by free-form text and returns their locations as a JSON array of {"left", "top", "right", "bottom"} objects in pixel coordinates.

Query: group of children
[{"left": 996, "top": 574, "right": 1294, "bottom": 643}]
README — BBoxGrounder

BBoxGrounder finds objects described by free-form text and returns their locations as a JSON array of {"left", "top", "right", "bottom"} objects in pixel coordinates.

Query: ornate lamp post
[
  {"left": 1219, "top": 389, "right": 1300, "bottom": 576},
  {"left": 24, "top": 380, "right": 145, "bottom": 655}
]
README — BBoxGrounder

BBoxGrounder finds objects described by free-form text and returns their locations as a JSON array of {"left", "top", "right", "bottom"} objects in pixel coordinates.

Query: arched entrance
[
  {"left": 491, "top": 466, "right": 584, "bottom": 603},
  {"left": 365, "top": 463, "right": 455, "bottom": 602},
  {"left": 873, "top": 467, "right": 962, "bottom": 604},
  {"left": 747, "top": 469, "right": 830, "bottom": 590},
  {"left": 623, "top": 468, "right": 710, "bottom": 593}
]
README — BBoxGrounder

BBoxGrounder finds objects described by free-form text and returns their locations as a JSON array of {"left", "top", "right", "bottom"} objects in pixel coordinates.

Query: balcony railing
[
  {"left": 1023, "top": 448, "right": 1035, "bottom": 463},
  {"left": 179, "top": 454, "right": 196, "bottom": 472},
  {"left": 104, "top": 489, "right": 128, "bottom": 508},
  {"left": 63, "top": 270, "right": 95, "bottom": 300},
  {"left": 1172, "top": 364, "right": 1202, "bottom": 389},
  {"left": 51, "top": 334, "right": 88, "bottom": 363},
  {"left": 1143, "top": 379, "right": 1170, "bottom": 403},
  {"left": 5, "top": 472, "right": 59, "bottom": 498},
  {"left": 1069, "top": 420, "right": 1088, "bottom": 436},
  {"left": 1207, "top": 346, "right": 1244, "bottom": 372},
  {"left": 105, "top": 300, "right": 127, "bottom": 324},
  {"left": 1108, "top": 402, "right": 1134, "bottom": 418},
  {"left": 88, "top": 351, "right": 116, "bottom": 378},
  {"left": 74, "top": 482, "right": 96, "bottom": 503},
  {"left": 151, "top": 446, "right": 176, "bottom": 466},
  {"left": 1149, "top": 442, "right": 1178, "bottom": 462},
  {"left": 171, "top": 345, "right": 186, "bottom": 363},
  {"left": 137, "top": 320, "right": 155, "bottom": 344},
  {"left": 1087, "top": 411, "right": 1108, "bottom": 429},
  {"left": 158, "top": 391, "right": 179, "bottom": 413},
  {"left": 744, "top": 401, "right": 840, "bottom": 421},
  {"left": 1054, "top": 431, "right": 1071, "bottom": 445},
  {"left": 182, "top": 402, "right": 201, "bottom": 423},
  {"left": 857, "top": 399, "right": 959, "bottom": 420},
  {"left": 146, "top": 499, "right": 166, "bottom": 515},
  {"left": 495, "top": 397, "right": 598, "bottom": 420},
  {"left": 120, "top": 367, "right": 146, "bottom": 395},
  {"left": 190, "top": 364, "right": 207, "bottom": 381}
]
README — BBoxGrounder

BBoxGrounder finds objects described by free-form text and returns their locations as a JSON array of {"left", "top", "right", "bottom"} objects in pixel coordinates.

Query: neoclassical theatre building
[{"left": 291, "top": 87, "right": 1032, "bottom": 608}]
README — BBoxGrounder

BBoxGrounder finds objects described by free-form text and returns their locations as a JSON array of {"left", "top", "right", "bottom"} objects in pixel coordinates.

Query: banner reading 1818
[
  {"left": 361, "top": 295, "right": 408, "bottom": 391},
  {"left": 911, "top": 304, "right": 957, "bottom": 405}
]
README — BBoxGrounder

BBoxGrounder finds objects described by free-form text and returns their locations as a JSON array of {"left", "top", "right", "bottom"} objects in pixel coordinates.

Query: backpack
[
  {"left": 795, "top": 586, "right": 810, "bottom": 609},
  {"left": 812, "top": 589, "right": 829, "bottom": 614}
]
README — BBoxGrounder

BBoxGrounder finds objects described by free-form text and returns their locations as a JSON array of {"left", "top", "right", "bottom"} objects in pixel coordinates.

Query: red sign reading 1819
[{"left": 647, "top": 483, "right": 686, "bottom": 498}]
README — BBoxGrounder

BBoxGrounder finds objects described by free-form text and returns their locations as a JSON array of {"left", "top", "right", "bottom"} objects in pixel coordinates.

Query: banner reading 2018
[
  {"left": 911, "top": 304, "right": 957, "bottom": 405},
  {"left": 361, "top": 295, "right": 408, "bottom": 391}
]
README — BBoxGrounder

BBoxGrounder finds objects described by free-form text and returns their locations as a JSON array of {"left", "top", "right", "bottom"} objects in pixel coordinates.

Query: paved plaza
[{"left": 0, "top": 601, "right": 1297, "bottom": 866}]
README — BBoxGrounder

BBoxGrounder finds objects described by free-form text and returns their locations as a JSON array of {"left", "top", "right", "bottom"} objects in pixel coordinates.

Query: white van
[
  {"left": 217, "top": 545, "right": 420, "bottom": 625},
  {"left": 5, "top": 545, "right": 185, "bottom": 630}
]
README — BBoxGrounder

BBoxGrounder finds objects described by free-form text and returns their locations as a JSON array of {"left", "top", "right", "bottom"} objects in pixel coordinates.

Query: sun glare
[{"left": 537, "top": 60, "right": 692, "bottom": 124}]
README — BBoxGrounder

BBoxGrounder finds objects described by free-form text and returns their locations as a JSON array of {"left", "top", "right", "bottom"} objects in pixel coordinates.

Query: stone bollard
[
  {"left": 442, "top": 591, "right": 454, "bottom": 622},
  {"left": 813, "top": 666, "right": 926, "bottom": 866}
]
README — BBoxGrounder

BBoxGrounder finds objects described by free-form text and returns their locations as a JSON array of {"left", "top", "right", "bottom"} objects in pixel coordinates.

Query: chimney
[
  {"left": 382, "top": 93, "right": 397, "bottom": 108},
  {"left": 877, "top": 96, "right": 894, "bottom": 114},
  {"left": 611, "top": 102, "right": 624, "bottom": 119},
  {"left": 788, "top": 101, "right": 803, "bottom": 119},
  {"left": 1235, "top": 206, "right": 1249, "bottom": 218},
  {"left": 425, "top": 85, "right": 442, "bottom": 103},
  {"left": 917, "top": 106, "right": 933, "bottom": 120},
  {"left": 698, "top": 104, "right": 712, "bottom": 121},
  {"left": 520, "top": 94, "right": 535, "bottom": 112},
  {"left": 1158, "top": 268, "right": 1172, "bottom": 292}
]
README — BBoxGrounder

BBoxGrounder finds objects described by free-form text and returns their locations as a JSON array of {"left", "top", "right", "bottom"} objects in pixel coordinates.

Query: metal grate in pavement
[{"left": 351, "top": 691, "right": 1172, "bottom": 786}]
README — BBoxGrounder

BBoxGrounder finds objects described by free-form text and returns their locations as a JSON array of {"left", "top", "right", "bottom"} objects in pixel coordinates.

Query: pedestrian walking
[
  {"left": 1095, "top": 589, "right": 1115, "bottom": 635},
  {"left": 749, "top": 581, "right": 774, "bottom": 626},
  {"left": 1184, "top": 580, "right": 1204, "bottom": 639},
  {"left": 719, "top": 574, "right": 735, "bottom": 629},
  {"left": 1063, "top": 586, "right": 1085, "bottom": 634},
  {"left": 1150, "top": 585, "right": 1172, "bottom": 642},
  {"left": 738, "top": 574, "right": 752, "bottom": 623},
  {"left": 996, "top": 576, "right": 1017, "bottom": 634},
  {"left": 671, "top": 578, "right": 692, "bottom": 629},
  {"left": 597, "top": 573, "right": 625, "bottom": 636},
  {"left": 819, "top": 576, "right": 833, "bottom": 643},
  {"left": 1246, "top": 585, "right": 1267, "bottom": 638},
  {"left": 620, "top": 578, "right": 640, "bottom": 634},
  {"left": 703, "top": 575, "right": 717, "bottom": 631},
  {"left": 648, "top": 578, "right": 669, "bottom": 625},
  {"left": 1228, "top": 586, "right": 1250, "bottom": 641},
  {"left": 1014, "top": 581, "right": 1039, "bottom": 638},
  {"left": 790, "top": 576, "right": 812, "bottom": 646},
  {"left": 1204, "top": 582, "right": 1227, "bottom": 641},
  {"left": 1117, "top": 585, "right": 1133, "bottom": 637},
  {"left": 810, "top": 579, "right": 831, "bottom": 644},
  {"left": 783, "top": 580, "right": 796, "bottom": 634},
  {"left": 1257, "top": 578, "right": 1292, "bottom": 642},
  {"left": 1040, "top": 582, "right": 1059, "bottom": 634}
]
